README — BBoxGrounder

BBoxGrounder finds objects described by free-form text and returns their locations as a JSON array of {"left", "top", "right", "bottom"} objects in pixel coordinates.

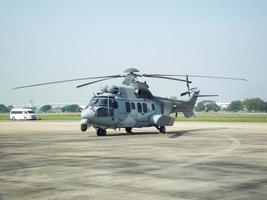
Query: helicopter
[{"left": 14, "top": 68, "right": 247, "bottom": 136}]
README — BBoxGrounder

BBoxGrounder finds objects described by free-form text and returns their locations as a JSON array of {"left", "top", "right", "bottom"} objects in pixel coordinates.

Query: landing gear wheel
[
  {"left": 97, "top": 128, "right": 107, "bottom": 136},
  {"left": 125, "top": 127, "right": 133, "bottom": 133},
  {"left": 159, "top": 126, "right": 166, "bottom": 133},
  {"left": 81, "top": 124, "right": 87, "bottom": 132}
]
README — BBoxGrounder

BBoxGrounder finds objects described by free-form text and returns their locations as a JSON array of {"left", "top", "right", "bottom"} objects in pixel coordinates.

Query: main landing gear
[
  {"left": 157, "top": 126, "right": 166, "bottom": 133},
  {"left": 97, "top": 128, "right": 107, "bottom": 136},
  {"left": 125, "top": 127, "right": 133, "bottom": 134}
]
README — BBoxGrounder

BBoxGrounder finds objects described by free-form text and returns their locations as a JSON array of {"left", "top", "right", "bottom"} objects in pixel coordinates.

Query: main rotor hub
[
  {"left": 122, "top": 68, "right": 140, "bottom": 86},
  {"left": 123, "top": 68, "right": 140, "bottom": 74}
]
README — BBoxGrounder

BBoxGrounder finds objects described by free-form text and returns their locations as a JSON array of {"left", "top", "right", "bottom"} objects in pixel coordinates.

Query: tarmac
[{"left": 0, "top": 121, "right": 267, "bottom": 200}]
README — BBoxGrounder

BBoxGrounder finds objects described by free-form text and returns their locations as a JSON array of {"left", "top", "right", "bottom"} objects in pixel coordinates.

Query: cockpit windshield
[
  {"left": 98, "top": 98, "right": 108, "bottom": 106},
  {"left": 88, "top": 97, "right": 98, "bottom": 106},
  {"left": 88, "top": 96, "right": 115, "bottom": 107}
]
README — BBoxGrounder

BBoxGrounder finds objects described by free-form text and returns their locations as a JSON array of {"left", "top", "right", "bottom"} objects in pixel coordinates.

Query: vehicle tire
[
  {"left": 159, "top": 126, "right": 166, "bottom": 133},
  {"left": 81, "top": 124, "right": 87, "bottom": 132},
  {"left": 12, "top": 117, "right": 16, "bottom": 121},
  {"left": 97, "top": 128, "right": 107, "bottom": 136},
  {"left": 24, "top": 117, "right": 27, "bottom": 120},
  {"left": 125, "top": 127, "right": 132, "bottom": 133}
]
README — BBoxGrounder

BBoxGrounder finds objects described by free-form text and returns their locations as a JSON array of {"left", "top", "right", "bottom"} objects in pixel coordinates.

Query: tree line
[
  {"left": 38, "top": 104, "right": 82, "bottom": 113},
  {"left": 0, "top": 104, "right": 81, "bottom": 113},
  {"left": 1, "top": 98, "right": 267, "bottom": 113},
  {"left": 195, "top": 98, "right": 267, "bottom": 112}
]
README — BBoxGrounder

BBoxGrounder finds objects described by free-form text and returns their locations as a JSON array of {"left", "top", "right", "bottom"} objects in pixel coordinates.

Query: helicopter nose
[
  {"left": 81, "top": 109, "right": 87, "bottom": 119},
  {"left": 81, "top": 107, "right": 95, "bottom": 119}
]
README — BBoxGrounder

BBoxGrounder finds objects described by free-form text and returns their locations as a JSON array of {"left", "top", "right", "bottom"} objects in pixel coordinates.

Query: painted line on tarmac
[{"left": 151, "top": 134, "right": 241, "bottom": 174}]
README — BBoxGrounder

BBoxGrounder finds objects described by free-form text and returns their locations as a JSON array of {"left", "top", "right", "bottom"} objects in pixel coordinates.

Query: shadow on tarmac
[{"left": 104, "top": 127, "right": 228, "bottom": 138}]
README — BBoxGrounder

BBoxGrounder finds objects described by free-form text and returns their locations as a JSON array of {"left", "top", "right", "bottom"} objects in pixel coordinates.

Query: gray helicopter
[{"left": 14, "top": 68, "right": 247, "bottom": 136}]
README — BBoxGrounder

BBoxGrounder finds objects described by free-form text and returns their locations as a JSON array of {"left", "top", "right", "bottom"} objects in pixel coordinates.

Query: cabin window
[
  {"left": 131, "top": 102, "right": 135, "bottom": 110},
  {"left": 125, "top": 102, "right": 131, "bottom": 112},
  {"left": 137, "top": 103, "right": 142, "bottom": 113},
  {"left": 152, "top": 104, "right": 155, "bottom": 111},
  {"left": 143, "top": 103, "right": 147, "bottom": 113}
]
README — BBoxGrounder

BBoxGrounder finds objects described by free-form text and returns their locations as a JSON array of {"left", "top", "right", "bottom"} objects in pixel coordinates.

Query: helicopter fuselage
[
  {"left": 81, "top": 94, "right": 166, "bottom": 129},
  {"left": 80, "top": 84, "right": 199, "bottom": 135}
]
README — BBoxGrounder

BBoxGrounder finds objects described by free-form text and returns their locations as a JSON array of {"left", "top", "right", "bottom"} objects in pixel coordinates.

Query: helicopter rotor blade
[
  {"left": 180, "top": 91, "right": 190, "bottom": 97},
  {"left": 196, "top": 94, "right": 219, "bottom": 97},
  {"left": 186, "top": 75, "right": 191, "bottom": 97},
  {"left": 181, "top": 75, "right": 248, "bottom": 81},
  {"left": 143, "top": 74, "right": 248, "bottom": 81},
  {"left": 186, "top": 75, "right": 190, "bottom": 90},
  {"left": 76, "top": 77, "right": 122, "bottom": 88},
  {"left": 13, "top": 75, "right": 124, "bottom": 90},
  {"left": 142, "top": 75, "right": 192, "bottom": 83}
]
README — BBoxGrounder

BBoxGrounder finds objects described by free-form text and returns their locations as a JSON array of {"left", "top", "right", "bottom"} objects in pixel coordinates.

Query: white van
[{"left": 10, "top": 108, "right": 38, "bottom": 120}]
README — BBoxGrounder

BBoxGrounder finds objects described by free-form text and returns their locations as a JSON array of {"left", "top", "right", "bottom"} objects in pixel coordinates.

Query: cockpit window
[
  {"left": 88, "top": 98, "right": 98, "bottom": 106},
  {"left": 88, "top": 96, "right": 115, "bottom": 107},
  {"left": 97, "top": 98, "right": 108, "bottom": 106}
]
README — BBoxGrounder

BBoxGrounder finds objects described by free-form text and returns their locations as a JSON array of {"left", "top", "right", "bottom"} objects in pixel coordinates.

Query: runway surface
[{"left": 0, "top": 121, "right": 267, "bottom": 200}]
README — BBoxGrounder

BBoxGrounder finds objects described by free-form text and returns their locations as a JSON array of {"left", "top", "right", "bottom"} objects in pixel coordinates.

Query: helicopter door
[
  {"left": 108, "top": 97, "right": 117, "bottom": 119},
  {"left": 115, "top": 100, "right": 136, "bottom": 127},
  {"left": 129, "top": 102, "right": 138, "bottom": 122},
  {"left": 136, "top": 102, "right": 150, "bottom": 126}
]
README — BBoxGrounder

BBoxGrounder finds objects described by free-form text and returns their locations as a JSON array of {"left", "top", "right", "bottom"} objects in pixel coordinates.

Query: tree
[
  {"left": 227, "top": 100, "right": 243, "bottom": 112},
  {"left": 195, "top": 101, "right": 205, "bottom": 112},
  {"left": 31, "top": 106, "right": 38, "bottom": 112},
  {"left": 242, "top": 98, "right": 265, "bottom": 112},
  {"left": 7, "top": 105, "right": 14, "bottom": 111},
  {"left": 263, "top": 102, "right": 267, "bottom": 112},
  {"left": 205, "top": 103, "right": 220, "bottom": 112},
  {"left": 39, "top": 105, "right": 52, "bottom": 113},
  {"left": 61, "top": 104, "right": 80, "bottom": 113},
  {"left": 0, "top": 104, "right": 10, "bottom": 113},
  {"left": 195, "top": 100, "right": 214, "bottom": 112}
]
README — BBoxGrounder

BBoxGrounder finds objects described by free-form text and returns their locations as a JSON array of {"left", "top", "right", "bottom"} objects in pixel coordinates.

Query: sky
[{"left": 1, "top": 0, "right": 267, "bottom": 106}]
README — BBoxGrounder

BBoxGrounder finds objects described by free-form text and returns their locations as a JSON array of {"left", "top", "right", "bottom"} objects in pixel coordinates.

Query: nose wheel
[
  {"left": 97, "top": 128, "right": 107, "bottom": 136},
  {"left": 81, "top": 124, "right": 87, "bottom": 132}
]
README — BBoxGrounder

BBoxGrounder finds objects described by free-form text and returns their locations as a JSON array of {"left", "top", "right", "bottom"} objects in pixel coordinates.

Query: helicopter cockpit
[{"left": 87, "top": 96, "right": 118, "bottom": 117}]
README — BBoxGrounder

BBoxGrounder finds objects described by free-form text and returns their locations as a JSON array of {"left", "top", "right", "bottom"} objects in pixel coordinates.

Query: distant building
[{"left": 216, "top": 101, "right": 231, "bottom": 110}]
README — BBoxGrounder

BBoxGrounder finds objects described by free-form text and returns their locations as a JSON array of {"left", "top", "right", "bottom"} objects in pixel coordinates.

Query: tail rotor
[{"left": 180, "top": 75, "right": 192, "bottom": 97}]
